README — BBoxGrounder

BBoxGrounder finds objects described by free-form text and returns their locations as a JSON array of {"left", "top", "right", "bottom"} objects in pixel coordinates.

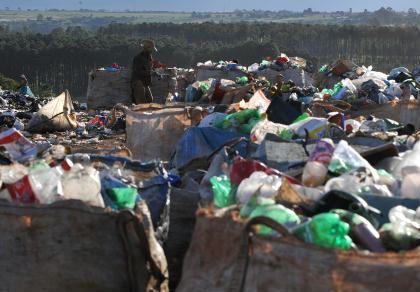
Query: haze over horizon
[{"left": 1, "top": 0, "right": 419, "bottom": 12}]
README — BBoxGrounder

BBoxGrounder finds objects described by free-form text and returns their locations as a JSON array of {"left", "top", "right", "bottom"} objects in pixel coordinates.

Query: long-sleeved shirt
[{"left": 131, "top": 51, "right": 152, "bottom": 86}]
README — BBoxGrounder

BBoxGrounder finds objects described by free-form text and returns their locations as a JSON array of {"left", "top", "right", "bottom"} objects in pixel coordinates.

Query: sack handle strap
[
  {"left": 117, "top": 210, "right": 167, "bottom": 292},
  {"left": 228, "top": 216, "right": 293, "bottom": 292}
]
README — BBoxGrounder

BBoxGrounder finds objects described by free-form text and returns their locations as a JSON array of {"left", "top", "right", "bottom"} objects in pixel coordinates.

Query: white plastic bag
[
  {"left": 236, "top": 171, "right": 282, "bottom": 204},
  {"left": 328, "top": 140, "right": 378, "bottom": 180},
  {"left": 62, "top": 164, "right": 104, "bottom": 207},
  {"left": 250, "top": 120, "right": 287, "bottom": 144},
  {"left": 28, "top": 90, "right": 77, "bottom": 133}
]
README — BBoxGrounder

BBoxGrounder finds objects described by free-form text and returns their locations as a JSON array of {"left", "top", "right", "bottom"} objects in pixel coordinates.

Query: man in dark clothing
[{"left": 131, "top": 40, "right": 157, "bottom": 104}]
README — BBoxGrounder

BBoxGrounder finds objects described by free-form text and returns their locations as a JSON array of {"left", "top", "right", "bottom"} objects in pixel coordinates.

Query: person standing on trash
[
  {"left": 17, "top": 74, "right": 35, "bottom": 98},
  {"left": 131, "top": 40, "right": 157, "bottom": 104}
]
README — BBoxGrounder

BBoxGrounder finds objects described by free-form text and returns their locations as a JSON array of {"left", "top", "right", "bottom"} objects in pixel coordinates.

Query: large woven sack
[
  {"left": 126, "top": 105, "right": 192, "bottom": 161},
  {"left": 0, "top": 200, "right": 168, "bottom": 292},
  {"left": 28, "top": 90, "right": 77, "bottom": 133},
  {"left": 177, "top": 213, "right": 420, "bottom": 292},
  {"left": 87, "top": 69, "right": 132, "bottom": 109},
  {"left": 87, "top": 70, "right": 180, "bottom": 108}
]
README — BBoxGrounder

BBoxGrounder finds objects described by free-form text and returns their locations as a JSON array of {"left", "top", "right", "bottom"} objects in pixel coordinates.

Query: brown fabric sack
[
  {"left": 126, "top": 105, "right": 193, "bottom": 161},
  {"left": 177, "top": 214, "right": 420, "bottom": 292},
  {"left": 0, "top": 200, "right": 168, "bottom": 292}
]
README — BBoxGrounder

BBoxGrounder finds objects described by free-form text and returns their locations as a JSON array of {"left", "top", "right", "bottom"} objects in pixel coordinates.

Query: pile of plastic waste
[
  {"left": 162, "top": 57, "right": 420, "bottom": 254},
  {"left": 181, "top": 89, "right": 420, "bottom": 252},
  {"left": 318, "top": 61, "right": 420, "bottom": 103},
  {"left": 1, "top": 55, "right": 419, "bottom": 280},
  {"left": 196, "top": 60, "right": 248, "bottom": 72},
  {"left": 248, "top": 53, "right": 312, "bottom": 73}
]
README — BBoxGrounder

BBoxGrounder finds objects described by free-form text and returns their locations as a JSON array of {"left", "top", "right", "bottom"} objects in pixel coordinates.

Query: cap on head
[
  {"left": 141, "top": 39, "right": 157, "bottom": 52},
  {"left": 19, "top": 74, "right": 27, "bottom": 81}
]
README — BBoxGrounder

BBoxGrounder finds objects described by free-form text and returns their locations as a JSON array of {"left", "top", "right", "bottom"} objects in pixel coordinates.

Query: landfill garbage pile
[
  {"left": 172, "top": 80, "right": 420, "bottom": 253},
  {"left": 191, "top": 53, "right": 318, "bottom": 104},
  {"left": 0, "top": 89, "right": 156, "bottom": 215},
  {"left": 0, "top": 56, "right": 420, "bottom": 291},
  {"left": 157, "top": 58, "right": 420, "bottom": 290},
  {"left": 317, "top": 61, "right": 420, "bottom": 104}
]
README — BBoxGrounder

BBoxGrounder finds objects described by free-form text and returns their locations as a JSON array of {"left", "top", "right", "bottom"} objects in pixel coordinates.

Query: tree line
[{"left": 0, "top": 22, "right": 419, "bottom": 97}]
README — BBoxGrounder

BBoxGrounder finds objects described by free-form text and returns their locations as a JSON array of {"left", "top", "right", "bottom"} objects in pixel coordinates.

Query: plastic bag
[
  {"left": 210, "top": 175, "right": 236, "bottom": 208},
  {"left": 0, "top": 128, "right": 37, "bottom": 162},
  {"left": 236, "top": 171, "right": 282, "bottom": 205},
  {"left": 28, "top": 90, "right": 78, "bottom": 133},
  {"left": 328, "top": 140, "right": 378, "bottom": 179},
  {"left": 250, "top": 120, "right": 287, "bottom": 144},
  {"left": 240, "top": 90, "right": 271, "bottom": 113},
  {"left": 214, "top": 109, "right": 263, "bottom": 134},
  {"left": 359, "top": 119, "right": 388, "bottom": 133}
]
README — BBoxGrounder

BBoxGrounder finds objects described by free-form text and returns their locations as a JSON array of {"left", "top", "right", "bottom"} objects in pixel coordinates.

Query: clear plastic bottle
[
  {"left": 302, "top": 139, "right": 335, "bottom": 187},
  {"left": 29, "top": 167, "right": 64, "bottom": 204}
]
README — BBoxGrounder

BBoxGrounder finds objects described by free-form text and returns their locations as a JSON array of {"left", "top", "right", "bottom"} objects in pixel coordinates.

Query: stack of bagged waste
[
  {"left": 87, "top": 66, "right": 194, "bottom": 109},
  {"left": 248, "top": 53, "right": 315, "bottom": 87},
  {"left": 1, "top": 55, "right": 420, "bottom": 292}
]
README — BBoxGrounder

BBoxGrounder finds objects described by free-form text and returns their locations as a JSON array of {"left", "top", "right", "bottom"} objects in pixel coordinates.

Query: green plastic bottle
[
  {"left": 106, "top": 187, "right": 138, "bottom": 210},
  {"left": 210, "top": 175, "right": 236, "bottom": 208},
  {"left": 293, "top": 213, "right": 353, "bottom": 250},
  {"left": 249, "top": 204, "right": 300, "bottom": 235}
]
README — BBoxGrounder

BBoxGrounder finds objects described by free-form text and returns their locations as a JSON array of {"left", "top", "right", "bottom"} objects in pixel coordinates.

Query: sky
[{"left": 1, "top": 0, "right": 419, "bottom": 12}]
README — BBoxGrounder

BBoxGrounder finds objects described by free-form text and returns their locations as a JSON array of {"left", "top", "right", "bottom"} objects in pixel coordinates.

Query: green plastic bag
[
  {"left": 319, "top": 65, "right": 328, "bottom": 73},
  {"left": 250, "top": 204, "right": 300, "bottom": 235},
  {"left": 199, "top": 82, "right": 211, "bottom": 92},
  {"left": 279, "top": 128, "right": 294, "bottom": 141},
  {"left": 210, "top": 175, "right": 236, "bottom": 208},
  {"left": 322, "top": 82, "right": 343, "bottom": 97},
  {"left": 293, "top": 213, "right": 353, "bottom": 250},
  {"left": 235, "top": 76, "right": 249, "bottom": 85},
  {"left": 214, "top": 109, "right": 263, "bottom": 134},
  {"left": 106, "top": 188, "right": 138, "bottom": 210}
]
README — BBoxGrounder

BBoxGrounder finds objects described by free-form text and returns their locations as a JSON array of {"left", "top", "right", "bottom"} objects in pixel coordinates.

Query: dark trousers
[{"left": 131, "top": 80, "right": 153, "bottom": 104}]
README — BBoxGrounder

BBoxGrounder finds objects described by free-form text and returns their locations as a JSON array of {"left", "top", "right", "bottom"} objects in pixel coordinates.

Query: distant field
[
  {"left": 0, "top": 9, "right": 339, "bottom": 24},
  {"left": 0, "top": 10, "right": 185, "bottom": 22}
]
